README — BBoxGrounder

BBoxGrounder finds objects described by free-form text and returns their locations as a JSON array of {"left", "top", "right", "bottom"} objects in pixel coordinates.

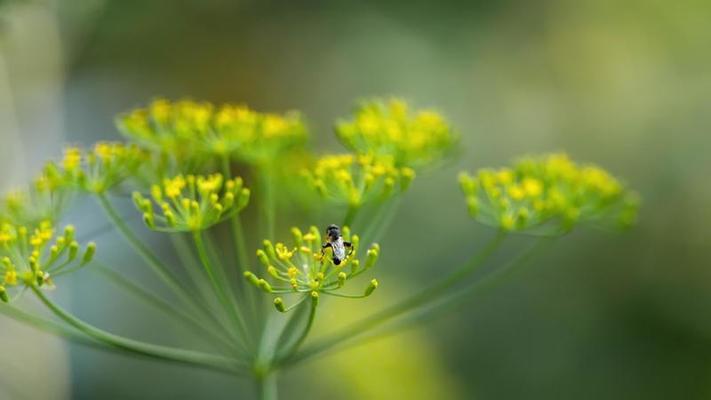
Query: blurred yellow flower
[
  {"left": 336, "top": 98, "right": 457, "bottom": 168},
  {"left": 459, "top": 153, "right": 639, "bottom": 234},
  {"left": 117, "top": 98, "right": 307, "bottom": 166},
  {"left": 302, "top": 153, "right": 415, "bottom": 207}
]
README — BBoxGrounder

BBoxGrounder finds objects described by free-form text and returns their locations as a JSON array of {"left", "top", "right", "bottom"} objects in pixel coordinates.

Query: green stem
[
  {"left": 92, "top": 262, "right": 240, "bottom": 354},
  {"left": 277, "top": 295, "right": 317, "bottom": 362},
  {"left": 193, "top": 230, "right": 251, "bottom": 351},
  {"left": 221, "top": 155, "right": 251, "bottom": 274},
  {"left": 364, "top": 198, "right": 401, "bottom": 244},
  {"left": 0, "top": 303, "right": 95, "bottom": 346},
  {"left": 305, "top": 237, "right": 557, "bottom": 361},
  {"left": 389, "top": 236, "right": 556, "bottom": 332},
  {"left": 220, "top": 155, "right": 259, "bottom": 338},
  {"left": 31, "top": 286, "right": 247, "bottom": 375},
  {"left": 259, "top": 167, "right": 275, "bottom": 240},
  {"left": 169, "top": 234, "right": 221, "bottom": 316},
  {"left": 280, "top": 231, "right": 506, "bottom": 366},
  {"left": 273, "top": 296, "right": 309, "bottom": 352},
  {"left": 96, "top": 194, "right": 202, "bottom": 314},
  {"left": 256, "top": 371, "right": 278, "bottom": 400},
  {"left": 97, "top": 194, "right": 237, "bottom": 342},
  {"left": 342, "top": 205, "right": 359, "bottom": 228},
  {"left": 255, "top": 166, "right": 276, "bottom": 343}
]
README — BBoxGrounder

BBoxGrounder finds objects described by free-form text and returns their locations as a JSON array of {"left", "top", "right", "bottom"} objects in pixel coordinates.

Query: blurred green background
[{"left": 1, "top": 0, "right": 710, "bottom": 399}]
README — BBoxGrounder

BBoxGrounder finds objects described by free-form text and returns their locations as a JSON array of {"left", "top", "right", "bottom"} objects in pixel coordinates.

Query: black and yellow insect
[{"left": 321, "top": 224, "right": 353, "bottom": 265}]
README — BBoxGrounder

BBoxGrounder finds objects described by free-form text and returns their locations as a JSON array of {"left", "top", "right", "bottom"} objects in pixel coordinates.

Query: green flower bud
[
  {"left": 365, "top": 246, "right": 379, "bottom": 270},
  {"left": 64, "top": 225, "right": 75, "bottom": 242},
  {"left": 256, "top": 250, "right": 270, "bottom": 268},
  {"left": 350, "top": 259, "right": 360, "bottom": 275},
  {"left": 258, "top": 279, "right": 272, "bottom": 293},
  {"left": 237, "top": 188, "right": 250, "bottom": 210},
  {"left": 311, "top": 290, "right": 320, "bottom": 306},
  {"left": 81, "top": 242, "right": 97, "bottom": 265},
  {"left": 337, "top": 271, "right": 347, "bottom": 288},
  {"left": 291, "top": 227, "right": 303, "bottom": 246},
  {"left": 274, "top": 297, "right": 286, "bottom": 313},
  {"left": 143, "top": 212, "right": 155, "bottom": 229},
  {"left": 243, "top": 271, "right": 260, "bottom": 287},
  {"left": 267, "top": 266, "right": 279, "bottom": 278},
  {"left": 365, "top": 279, "right": 379, "bottom": 297},
  {"left": 67, "top": 241, "right": 79, "bottom": 261},
  {"left": 263, "top": 240, "right": 277, "bottom": 261}
]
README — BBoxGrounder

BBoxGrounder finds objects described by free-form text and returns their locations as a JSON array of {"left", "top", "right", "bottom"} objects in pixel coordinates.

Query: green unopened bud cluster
[
  {"left": 133, "top": 173, "right": 250, "bottom": 232},
  {"left": 117, "top": 98, "right": 307, "bottom": 165},
  {"left": 302, "top": 154, "right": 415, "bottom": 207},
  {"left": 244, "top": 226, "right": 381, "bottom": 312},
  {"left": 335, "top": 98, "right": 457, "bottom": 169},
  {"left": 458, "top": 153, "right": 640, "bottom": 234},
  {"left": 0, "top": 221, "right": 96, "bottom": 302}
]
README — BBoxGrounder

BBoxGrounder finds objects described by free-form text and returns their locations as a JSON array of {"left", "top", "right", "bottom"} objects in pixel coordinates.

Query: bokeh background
[{"left": 1, "top": 0, "right": 710, "bottom": 399}]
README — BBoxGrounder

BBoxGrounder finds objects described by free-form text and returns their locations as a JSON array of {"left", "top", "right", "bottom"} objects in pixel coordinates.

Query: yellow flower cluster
[
  {"left": 244, "top": 226, "right": 380, "bottom": 312},
  {"left": 1, "top": 168, "right": 70, "bottom": 226},
  {"left": 458, "top": 153, "right": 639, "bottom": 234},
  {"left": 301, "top": 154, "right": 415, "bottom": 207},
  {"left": 117, "top": 98, "right": 307, "bottom": 165},
  {"left": 133, "top": 173, "right": 250, "bottom": 232},
  {"left": 57, "top": 142, "right": 146, "bottom": 193},
  {"left": 0, "top": 221, "right": 96, "bottom": 302},
  {"left": 335, "top": 98, "right": 457, "bottom": 168}
]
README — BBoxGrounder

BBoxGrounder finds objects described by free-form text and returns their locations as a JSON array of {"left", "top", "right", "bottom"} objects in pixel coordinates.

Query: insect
[{"left": 321, "top": 224, "right": 353, "bottom": 265}]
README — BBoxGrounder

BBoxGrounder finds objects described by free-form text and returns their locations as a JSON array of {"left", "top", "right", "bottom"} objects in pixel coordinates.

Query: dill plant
[{"left": 0, "top": 97, "right": 639, "bottom": 399}]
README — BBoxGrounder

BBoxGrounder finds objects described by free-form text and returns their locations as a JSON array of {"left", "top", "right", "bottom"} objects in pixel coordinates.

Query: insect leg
[
  {"left": 343, "top": 241, "right": 354, "bottom": 258},
  {"left": 321, "top": 242, "right": 332, "bottom": 262}
]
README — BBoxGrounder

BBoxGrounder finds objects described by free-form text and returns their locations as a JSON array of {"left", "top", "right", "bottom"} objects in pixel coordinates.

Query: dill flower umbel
[
  {"left": 458, "top": 153, "right": 639, "bottom": 234},
  {"left": 0, "top": 221, "right": 95, "bottom": 302},
  {"left": 54, "top": 142, "right": 146, "bottom": 194},
  {"left": 1, "top": 168, "right": 71, "bottom": 226},
  {"left": 117, "top": 98, "right": 307, "bottom": 166},
  {"left": 301, "top": 154, "right": 415, "bottom": 208},
  {"left": 133, "top": 173, "right": 250, "bottom": 232},
  {"left": 335, "top": 98, "right": 457, "bottom": 169},
  {"left": 244, "top": 225, "right": 380, "bottom": 312}
]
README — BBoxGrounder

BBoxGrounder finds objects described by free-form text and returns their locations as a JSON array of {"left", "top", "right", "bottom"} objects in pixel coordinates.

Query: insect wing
[{"left": 332, "top": 237, "right": 347, "bottom": 261}]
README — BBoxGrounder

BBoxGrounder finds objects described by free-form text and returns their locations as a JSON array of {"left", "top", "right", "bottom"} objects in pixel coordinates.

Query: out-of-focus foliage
[
  {"left": 1, "top": 0, "right": 710, "bottom": 399},
  {"left": 287, "top": 289, "right": 464, "bottom": 400}
]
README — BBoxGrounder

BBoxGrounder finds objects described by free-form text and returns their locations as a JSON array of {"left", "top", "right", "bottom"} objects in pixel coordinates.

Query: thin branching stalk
[
  {"left": 287, "top": 237, "right": 554, "bottom": 366},
  {"left": 0, "top": 303, "right": 96, "bottom": 346},
  {"left": 97, "top": 195, "right": 202, "bottom": 310},
  {"left": 97, "top": 194, "right": 233, "bottom": 339},
  {"left": 169, "top": 233, "right": 224, "bottom": 319},
  {"left": 92, "top": 262, "right": 241, "bottom": 355},
  {"left": 279, "top": 231, "right": 506, "bottom": 366},
  {"left": 342, "top": 205, "right": 359, "bottom": 228},
  {"left": 193, "top": 230, "right": 251, "bottom": 351},
  {"left": 278, "top": 296, "right": 318, "bottom": 362},
  {"left": 221, "top": 154, "right": 251, "bottom": 280},
  {"left": 273, "top": 296, "right": 310, "bottom": 357},
  {"left": 31, "top": 286, "right": 248, "bottom": 375},
  {"left": 259, "top": 167, "right": 276, "bottom": 240}
]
